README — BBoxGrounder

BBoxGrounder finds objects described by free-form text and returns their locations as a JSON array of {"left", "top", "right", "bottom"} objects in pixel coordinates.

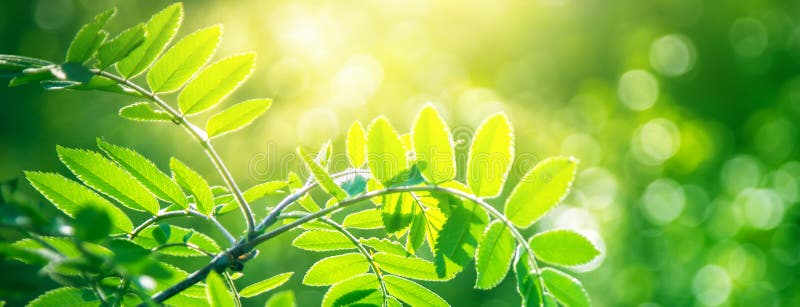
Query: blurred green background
[{"left": 2, "top": 0, "right": 800, "bottom": 306}]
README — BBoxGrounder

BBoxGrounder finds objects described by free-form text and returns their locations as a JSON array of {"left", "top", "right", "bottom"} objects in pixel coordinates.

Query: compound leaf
[
  {"left": 240, "top": 272, "right": 293, "bottom": 298},
  {"left": 504, "top": 157, "right": 578, "bottom": 228},
  {"left": 178, "top": 53, "right": 255, "bottom": 115},
  {"left": 475, "top": 220, "right": 515, "bottom": 289},
  {"left": 206, "top": 98, "right": 272, "bottom": 138},
  {"left": 529, "top": 229, "right": 600, "bottom": 267},
  {"left": 147, "top": 25, "right": 221, "bottom": 93},
  {"left": 116, "top": 3, "right": 183, "bottom": 78},
  {"left": 412, "top": 104, "right": 455, "bottom": 184},
  {"left": 303, "top": 253, "right": 369, "bottom": 286},
  {"left": 57, "top": 146, "right": 159, "bottom": 214},
  {"left": 467, "top": 113, "right": 514, "bottom": 198},
  {"left": 170, "top": 157, "right": 215, "bottom": 215}
]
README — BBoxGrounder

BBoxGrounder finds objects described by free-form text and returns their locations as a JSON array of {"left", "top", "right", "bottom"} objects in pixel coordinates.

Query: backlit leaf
[
  {"left": 178, "top": 53, "right": 255, "bottom": 115},
  {"left": 147, "top": 25, "right": 221, "bottom": 93},
  {"left": 292, "top": 229, "right": 355, "bottom": 252},
  {"left": 206, "top": 271, "right": 234, "bottom": 307},
  {"left": 242, "top": 180, "right": 287, "bottom": 203},
  {"left": 360, "top": 238, "right": 409, "bottom": 256},
  {"left": 367, "top": 116, "right": 408, "bottom": 185},
  {"left": 116, "top": 3, "right": 183, "bottom": 78},
  {"left": 206, "top": 98, "right": 272, "bottom": 138},
  {"left": 134, "top": 224, "right": 221, "bottom": 257},
  {"left": 66, "top": 8, "right": 115, "bottom": 63},
  {"left": 514, "top": 246, "right": 543, "bottom": 307},
  {"left": 265, "top": 290, "right": 296, "bottom": 307},
  {"left": 119, "top": 102, "right": 173, "bottom": 122},
  {"left": 240, "top": 272, "right": 293, "bottom": 298},
  {"left": 374, "top": 252, "right": 451, "bottom": 281},
  {"left": 384, "top": 275, "right": 449, "bottom": 307},
  {"left": 434, "top": 198, "right": 488, "bottom": 278},
  {"left": 530, "top": 229, "right": 600, "bottom": 267},
  {"left": 303, "top": 253, "right": 369, "bottom": 286},
  {"left": 380, "top": 192, "right": 415, "bottom": 233},
  {"left": 541, "top": 268, "right": 590, "bottom": 307},
  {"left": 96, "top": 23, "right": 145, "bottom": 68},
  {"left": 321, "top": 274, "right": 380, "bottom": 307},
  {"left": 342, "top": 209, "right": 383, "bottom": 229},
  {"left": 170, "top": 157, "right": 215, "bottom": 215},
  {"left": 346, "top": 121, "right": 367, "bottom": 168},
  {"left": 467, "top": 113, "right": 514, "bottom": 198},
  {"left": 412, "top": 104, "right": 455, "bottom": 184},
  {"left": 475, "top": 220, "right": 515, "bottom": 289},
  {"left": 298, "top": 147, "right": 348, "bottom": 201},
  {"left": 28, "top": 287, "right": 98, "bottom": 307},
  {"left": 504, "top": 157, "right": 578, "bottom": 228}
]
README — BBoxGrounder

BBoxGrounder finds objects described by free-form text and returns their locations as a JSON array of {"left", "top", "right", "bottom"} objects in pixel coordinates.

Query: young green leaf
[
  {"left": 147, "top": 25, "right": 221, "bottom": 93},
  {"left": 119, "top": 102, "right": 172, "bottom": 122},
  {"left": 342, "top": 209, "right": 383, "bottom": 229},
  {"left": 412, "top": 103, "right": 455, "bottom": 184},
  {"left": 95, "top": 23, "right": 146, "bottom": 68},
  {"left": 57, "top": 146, "right": 159, "bottom": 214},
  {"left": 116, "top": 3, "right": 183, "bottom": 78},
  {"left": 374, "top": 252, "right": 452, "bottom": 281},
  {"left": 265, "top": 290, "right": 296, "bottom": 307},
  {"left": 514, "top": 246, "right": 543, "bottom": 307},
  {"left": 98, "top": 139, "right": 187, "bottom": 208},
  {"left": 303, "top": 253, "right": 369, "bottom": 286},
  {"left": 73, "top": 207, "right": 112, "bottom": 243},
  {"left": 133, "top": 225, "right": 221, "bottom": 257},
  {"left": 434, "top": 199, "right": 488, "bottom": 278},
  {"left": 475, "top": 220, "right": 516, "bottom": 289},
  {"left": 360, "top": 237, "right": 409, "bottom": 256},
  {"left": 178, "top": 53, "right": 256, "bottom": 115},
  {"left": 541, "top": 268, "right": 591, "bottom": 307},
  {"left": 66, "top": 8, "right": 116, "bottom": 63},
  {"left": 242, "top": 180, "right": 287, "bottom": 203},
  {"left": 298, "top": 147, "right": 348, "bottom": 201},
  {"left": 28, "top": 287, "right": 99, "bottom": 307},
  {"left": 24, "top": 171, "right": 132, "bottom": 233},
  {"left": 406, "top": 205, "right": 426, "bottom": 254},
  {"left": 239, "top": 272, "right": 293, "bottom": 298},
  {"left": 383, "top": 275, "right": 449, "bottom": 307},
  {"left": 423, "top": 204, "right": 447, "bottom": 254},
  {"left": 467, "top": 113, "right": 514, "bottom": 198},
  {"left": 380, "top": 192, "right": 415, "bottom": 233},
  {"left": 206, "top": 98, "right": 272, "bottom": 138},
  {"left": 321, "top": 274, "right": 380, "bottom": 307},
  {"left": 170, "top": 157, "right": 215, "bottom": 215},
  {"left": 504, "top": 157, "right": 578, "bottom": 228},
  {"left": 346, "top": 121, "right": 367, "bottom": 168},
  {"left": 291, "top": 229, "right": 355, "bottom": 252},
  {"left": 206, "top": 271, "right": 235, "bottom": 307},
  {"left": 529, "top": 229, "right": 600, "bottom": 267},
  {"left": 367, "top": 116, "right": 409, "bottom": 185}
]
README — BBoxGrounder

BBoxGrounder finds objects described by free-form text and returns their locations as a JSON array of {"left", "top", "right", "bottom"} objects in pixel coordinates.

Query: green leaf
[
  {"left": 475, "top": 220, "right": 516, "bottom": 289},
  {"left": 28, "top": 287, "right": 98, "bottom": 307},
  {"left": 467, "top": 113, "right": 514, "bottom": 198},
  {"left": 133, "top": 225, "right": 221, "bottom": 257},
  {"left": 514, "top": 246, "right": 543, "bottom": 307},
  {"left": 346, "top": 121, "right": 367, "bottom": 168},
  {"left": 147, "top": 25, "right": 221, "bottom": 93},
  {"left": 412, "top": 104, "right": 456, "bottom": 184},
  {"left": 74, "top": 207, "right": 111, "bottom": 242},
  {"left": 342, "top": 209, "right": 383, "bottom": 229},
  {"left": 25, "top": 171, "right": 132, "bottom": 233},
  {"left": 541, "top": 268, "right": 590, "bottom": 307},
  {"left": 96, "top": 23, "right": 146, "bottom": 68},
  {"left": 170, "top": 158, "right": 215, "bottom": 214},
  {"left": 239, "top": 272, "right": 293, "bottom": 298},
  {"left": 504, "top": 157, "right": 578, "bottom": 228},
  {"left": 384, "top": 275, "right": 449, "bottom": 307},
  {"left": 292, "top": 229, "right": 355, "bottom": 252},
  {"left": 321, "top": 274, "right": 381, "bottom": 307},
  {"left": 206, "top": 98, "right": 272, "bottom": 138},
  {"left": 406, "top": 205, "right": 426, "bottom": 254},
  {"left": 303, "top": 253, "right": 369, "bottom": 286},
  {"left": 242, "top": 180, "right": 287, "bottom": 203},
  {"left": 265, "top": 290, "right": 296, "bottom": 307},
  {"left": 380, "top": 192, "right": 415, "bottom": 233},
  {"left": 298, "top": 147, "right": 348, "bottom": 201},
  {"left": 119, "top": 102, "right": 173, "bottom": 122},
  {"left": 56, "top": 146, "right": 159, "bottom": 214},
  {"left": 178, "top": 53, "right": 256, "bottom": 115},
  {"left": 360, "top": 237, "right": 409, "bottom": 256},
  {"left": 206, "top": 271, "right": 234, "bottom": 307},
  {"left": 116, "top": 3, "right": 183, "bottom": 78},
  {"left": 98, "top": 139, "right": 187, "bottom": 208},
  {"left": 374, "top": 252, "right": 452, "bottom": 281},
  {"left": 434, "top": 199, "right": 488, "bottom": 278},
  {"left": 367, "top": 116, "right": 409, "bottom": 185},
  {"left": 66, "top": 8, "right": 116, "bottom": 63},
  {"left": 529, "top": 229, "right": 600, "bottom": 267},
  {"left": 341, "top": 172, "right": 368, "bottom": 196}
]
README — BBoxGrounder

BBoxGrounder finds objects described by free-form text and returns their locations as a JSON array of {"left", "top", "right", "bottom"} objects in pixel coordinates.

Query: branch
[
  {"left": 92, "top": 69, "right": 256, "bottom": 234},
  {"left": 129, "top": 209, "right": 236, "bottom": 245}
]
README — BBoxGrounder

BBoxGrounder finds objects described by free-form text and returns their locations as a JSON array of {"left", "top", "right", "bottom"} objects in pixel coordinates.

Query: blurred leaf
[
  {"left": 434, "top": 199, "right": 488, "bottom": 278},
  {"left": 321, "top": 274, "right": 380, "bottom": 307},
  {"left": 412, "top": 104, "right": 456, "bottom": 184},
  {"left": 0, "top": 54, "right": 54, "bottom": 71},
  {"left": 342, "top": 209, "right": 383, "bottom": 229},
  {"left": 374, "top": 252, "right": 451, "bottom": 281},
  {"left": 74, "top": 207, "right": 111, "bottom": 243},
  {"left": 541, "top": 268, "right": 590, "bottom": 307},
  {"left": 147, "top": 25, "right": 221, "bottom": 93},
  {"left": 206, "top": 271, "right": 234, "bottom": 307},
  {"left": 530, "top": 229, "right": 600, "bottom": 267},
  {"left": 475, "top": 220, "right": 515, "bottom": 289},
  {"left": 367, "top": 116, "right": 409, "bottom": 185},
  {"left": 65, "top": 8, "right": 115, "bottom": 63},
  {"left": 152, "top": 223, "right": 170, "bottom": 245},
  {"left": 98, "top": 139, "right": 187, "bottom": 208},
  {"left": 504, "top": 157, "right": 577, "bottom": 228},
  {"left": 239, "top": 272, "right": 293, "bottom": 298},
  {"left": 96, "top": 23, "right": 146, "bottom": 68},
  {"left": 57, "top": 146, "right": 159, "bottom": 214},
  {"left": 298, "top": 147, "right": 348, "bottom": 201},
  {"left": 116, "top": 3, "right": 183, "bottom": 78},
  {"left": 291, "top": 229, "right": 355, "bottom": 252},
  {"left": 265, "top": 290, "right": 296, "bottom": 307},
  {"left": 303, "top": 253, "right": 368, "bottom": 286},
  {"left": 467, "top": 113, "right": 514, "bottom": 198},
  {"left": 119, "top": 102, "right": 173, "bottom": 122},
  {"left": 206, "top": 98, "right": 272, "bottom": 138},
  {"left": 514, "top": 246, "right": 543, "bottom": 307},
  {"left": 28, "top": 287, "right": 98, "bottom": 307},
  {"left": 24, "top": 171, "right": 132, "bottom": 233},
  {"left": 346, "top": 121, "right": 367, "bottom": 168},
  {"left": 178, "top": 53, "right": 256, "bottom": 115},
  {"left": 383, "top": 275, "right": 449, "bottom": 307},
  {"left": 170, "top": 157, "right": 215, "bottom": 215}
]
